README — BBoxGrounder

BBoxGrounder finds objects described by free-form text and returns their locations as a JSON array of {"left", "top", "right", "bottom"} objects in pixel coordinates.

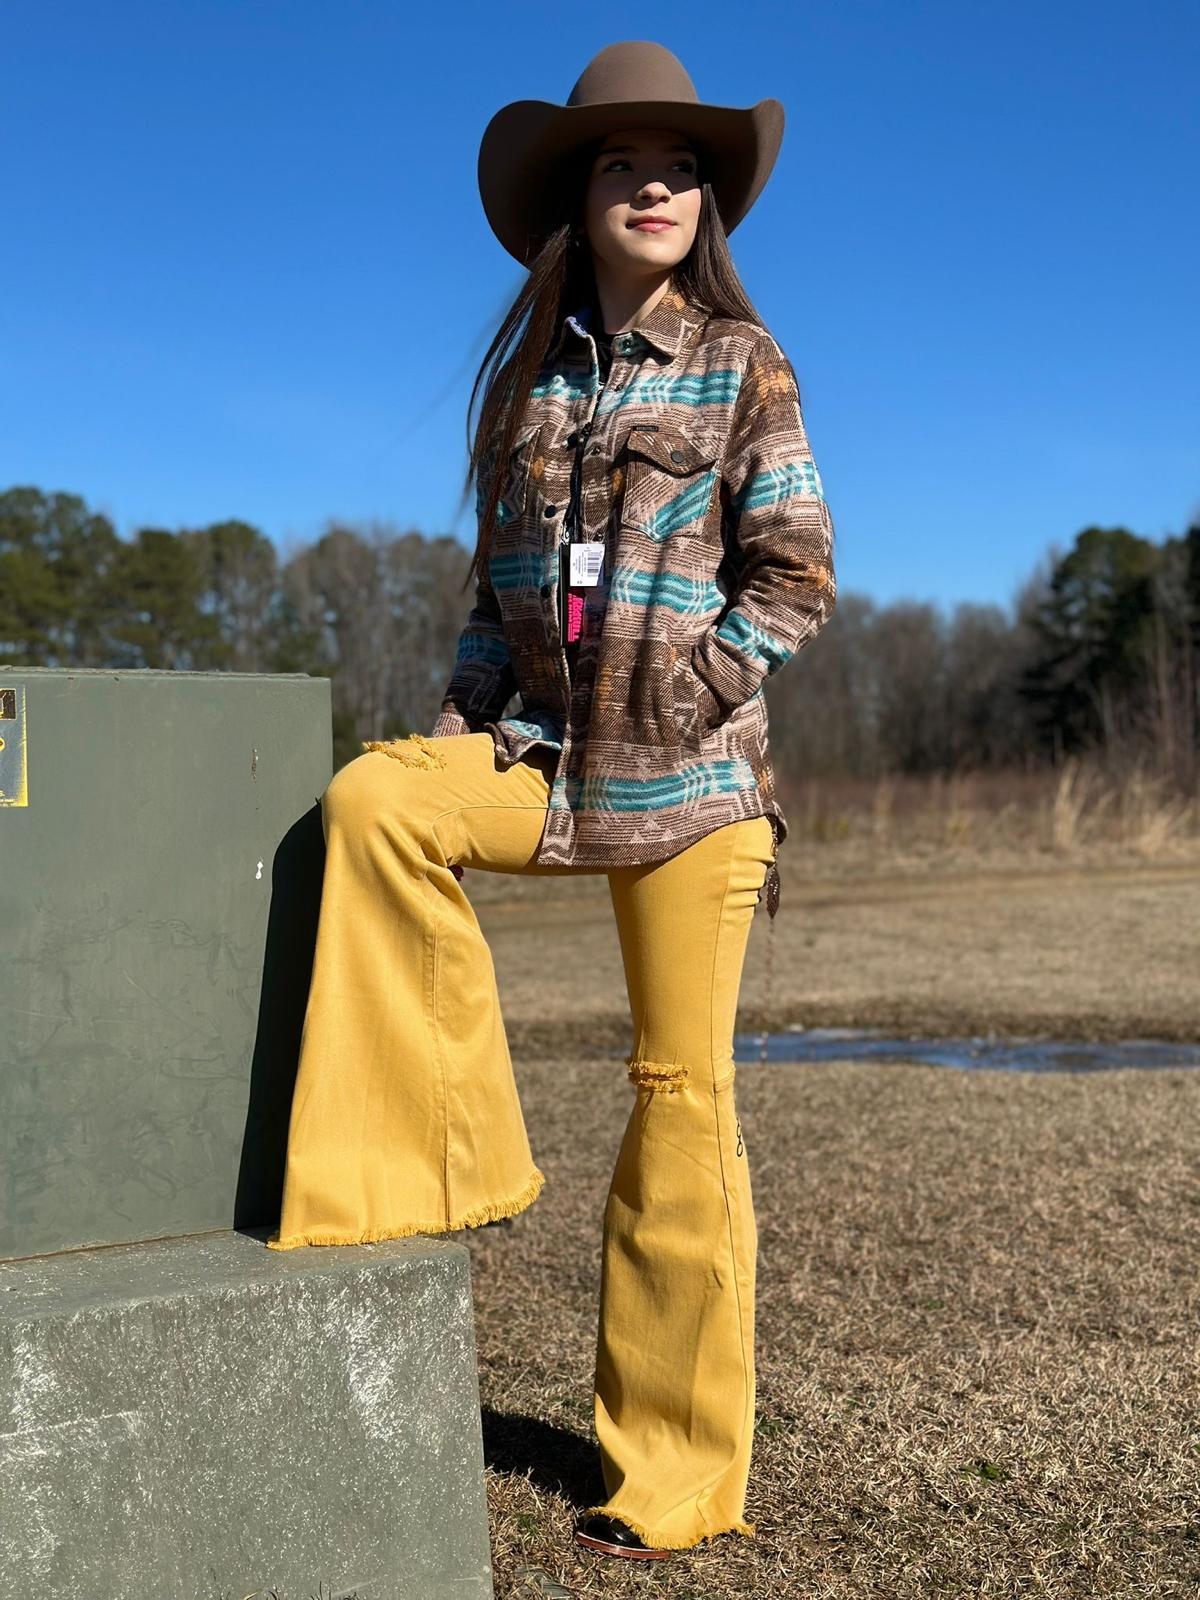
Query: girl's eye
[{"left": 602, "top": 157, "right": 696, "bottom": 174}]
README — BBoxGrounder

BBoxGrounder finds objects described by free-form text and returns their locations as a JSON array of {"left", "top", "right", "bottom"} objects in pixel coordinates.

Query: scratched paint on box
[{"left": 0, "top": 684, "right": 29, "bottom": 806}]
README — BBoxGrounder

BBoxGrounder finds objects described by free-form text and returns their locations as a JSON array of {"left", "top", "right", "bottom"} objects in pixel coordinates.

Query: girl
[{"left": 267, "top": 39, "right": 836, "bottom": 1564}]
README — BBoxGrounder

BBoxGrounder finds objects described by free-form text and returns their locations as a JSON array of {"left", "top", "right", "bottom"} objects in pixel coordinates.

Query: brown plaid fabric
[{"left": 420, "top": 275, "right": 836, "bottom": 915}]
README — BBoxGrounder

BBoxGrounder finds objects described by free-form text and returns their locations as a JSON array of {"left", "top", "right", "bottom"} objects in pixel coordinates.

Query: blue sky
[{"left": 3, "top": 1, "right": 1197, "bottom": 613}]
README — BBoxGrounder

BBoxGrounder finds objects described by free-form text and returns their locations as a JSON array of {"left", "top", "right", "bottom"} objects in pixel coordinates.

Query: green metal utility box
[{"left": 0, "top": 668, "right": 332, "bottom": 1260}]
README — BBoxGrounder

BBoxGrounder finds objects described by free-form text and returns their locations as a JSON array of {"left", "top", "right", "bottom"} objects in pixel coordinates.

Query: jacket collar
[{"left": 550, "top": 276, "right": 710, "bottom": 364}]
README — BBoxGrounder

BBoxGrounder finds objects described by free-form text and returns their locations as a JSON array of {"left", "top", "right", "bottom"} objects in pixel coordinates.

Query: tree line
[{"left": 1, "top": 485, "right": 1197, "bottom": 787}]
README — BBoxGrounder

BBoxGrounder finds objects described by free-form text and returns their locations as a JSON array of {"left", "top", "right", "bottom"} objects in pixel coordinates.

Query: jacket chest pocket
[
  {"left": 619, "top": 424, "right": 721, "bottom": 543},
  {"left": 494, "top": 423, "right": 545, "bottom": 540}
]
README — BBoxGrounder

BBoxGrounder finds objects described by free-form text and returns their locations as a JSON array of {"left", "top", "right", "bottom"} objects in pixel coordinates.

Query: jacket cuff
[{"left": 429, "top": 707, "right": 475, "bottom": 739}]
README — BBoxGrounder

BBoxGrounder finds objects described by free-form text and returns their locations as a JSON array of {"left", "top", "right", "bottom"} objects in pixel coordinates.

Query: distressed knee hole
[
  {"left": 361, "top": 732, "right": 448, "bottom": 770},
  {"left": 626, "top": 1056, "right": 690, "bottom": 1092}
]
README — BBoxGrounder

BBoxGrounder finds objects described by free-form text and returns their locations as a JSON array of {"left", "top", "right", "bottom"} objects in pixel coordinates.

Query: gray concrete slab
[{"left": 0, "top": 1227, "right": 494, "bottom": 1599}]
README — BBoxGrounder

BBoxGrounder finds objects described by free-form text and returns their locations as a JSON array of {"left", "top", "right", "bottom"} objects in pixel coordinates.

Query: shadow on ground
[{"left": 481, "top": 1408, "right": 605, "bottom": 1512}]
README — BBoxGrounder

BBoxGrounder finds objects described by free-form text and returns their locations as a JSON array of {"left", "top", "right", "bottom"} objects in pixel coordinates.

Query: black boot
[{"left": 574, "top": 1513, "right": 672, "bottom": 1561}]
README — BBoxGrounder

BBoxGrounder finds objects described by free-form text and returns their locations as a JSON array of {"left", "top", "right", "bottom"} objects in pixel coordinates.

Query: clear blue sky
[{"left": 3, "top": 1, "right": 1197, "bottom": 613}]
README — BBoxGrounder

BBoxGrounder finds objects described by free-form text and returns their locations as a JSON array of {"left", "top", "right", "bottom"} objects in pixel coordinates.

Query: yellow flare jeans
[{"left": 266, "top": 730, "right": 775, "bottom": 1551}]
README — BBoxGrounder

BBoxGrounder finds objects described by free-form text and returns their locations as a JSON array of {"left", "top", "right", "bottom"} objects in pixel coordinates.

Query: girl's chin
[{"left": 606, "top": 238, "right": 686, "bottom": 267}]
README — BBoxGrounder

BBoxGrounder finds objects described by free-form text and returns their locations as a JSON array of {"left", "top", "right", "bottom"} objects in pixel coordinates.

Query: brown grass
[
  {"left": 462, "top": 1058, "right": 1200, "bottom": 1598},
  {"left": 447, "top": 792, "right": 1200, "bottom": 1596},
  {"left": 776, "top": 763, "right": 1200, "bottom": 866},
  {"left": 475, "top": 854, "right": 1200, "bottom": 1047}
]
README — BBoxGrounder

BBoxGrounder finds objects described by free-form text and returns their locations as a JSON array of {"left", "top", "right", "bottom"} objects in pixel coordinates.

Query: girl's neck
[{"left": 588, "top": 270, "right": 674, "bottom": 339}]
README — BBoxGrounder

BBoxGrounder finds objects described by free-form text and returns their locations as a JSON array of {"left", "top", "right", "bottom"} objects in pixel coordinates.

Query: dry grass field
[
  {"left": 478, "top": 850, "right": 1200, "bottom": 1049},
  {"left": 453, "top": 777, "right": 1200, "bottom": 1597}
]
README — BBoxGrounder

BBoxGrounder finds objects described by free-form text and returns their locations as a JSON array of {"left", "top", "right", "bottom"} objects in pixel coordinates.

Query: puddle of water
[{"left": 725, "top": 1028, "right": 1200, "bottom": 1074}]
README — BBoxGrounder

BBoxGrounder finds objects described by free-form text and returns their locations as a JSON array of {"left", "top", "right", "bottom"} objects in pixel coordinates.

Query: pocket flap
[
  {"left": 511, "top": 422, "right": 542, "bottom": 457},
  {"left": 624, "top": 425, "right": 720, "bottom": 475}
]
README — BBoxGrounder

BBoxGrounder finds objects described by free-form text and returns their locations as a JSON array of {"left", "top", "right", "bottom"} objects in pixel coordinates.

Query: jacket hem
[{"left": 533, "top": 800, "right": 787, "bottom": 872}]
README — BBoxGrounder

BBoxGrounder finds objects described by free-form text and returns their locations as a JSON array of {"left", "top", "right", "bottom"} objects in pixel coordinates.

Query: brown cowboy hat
[{"left": 478, "top": 40, "right": 785, "bottom": 267}]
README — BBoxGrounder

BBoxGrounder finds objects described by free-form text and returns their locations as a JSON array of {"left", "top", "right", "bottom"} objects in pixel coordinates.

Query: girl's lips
[{"left": 629, "top": 220, "right": 675, "bottom": 232}]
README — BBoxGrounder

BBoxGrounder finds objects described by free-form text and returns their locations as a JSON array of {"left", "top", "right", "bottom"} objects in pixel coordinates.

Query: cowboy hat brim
[{"left": 478, "top": 97, "right": 784, "bottom": 267}]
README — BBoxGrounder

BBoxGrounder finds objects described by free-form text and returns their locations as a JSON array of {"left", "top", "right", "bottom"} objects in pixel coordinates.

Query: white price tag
[{"left": 568, "top": 542, "right": 604, "bottom": 585}]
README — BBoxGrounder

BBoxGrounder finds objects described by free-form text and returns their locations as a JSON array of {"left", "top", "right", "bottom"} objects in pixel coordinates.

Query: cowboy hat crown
[{"left": 478, "top": 40, "right": 785, "bottom": 267}]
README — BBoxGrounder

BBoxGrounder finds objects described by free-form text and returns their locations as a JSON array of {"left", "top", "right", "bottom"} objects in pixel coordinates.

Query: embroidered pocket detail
[{"left": 619, "top": 425, "right": 721, "bottom": 542}]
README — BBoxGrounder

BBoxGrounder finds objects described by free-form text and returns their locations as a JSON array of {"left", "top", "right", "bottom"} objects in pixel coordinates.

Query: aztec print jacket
[{"left": 424, "top": 276, "right": 836, "bottom": 916}]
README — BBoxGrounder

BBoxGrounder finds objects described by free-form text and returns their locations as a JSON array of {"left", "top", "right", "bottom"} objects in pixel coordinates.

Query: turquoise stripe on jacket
[
  {"left": 455, "top": 635, "right": 509, "bottom": 668},
  {"left": 608, "top": 566, "right": 726, "bottom": 615},
  {"left": 714, "top": 610, "right": 792, "bottom": 675},
  {"left": 489, "top": 549, "right": 556, "bottom": 591},
  {"left": 731, "top": 459, "right": 825, "bottom": 513},
  {"left": 597, "top": 368, "right": 743, "bottom": 416},
  {"left": 629, "top": 472, "right": 719, "bottom": 542},
  {"left": 548, "top": 758, "right": 758, "bottom": 813}
]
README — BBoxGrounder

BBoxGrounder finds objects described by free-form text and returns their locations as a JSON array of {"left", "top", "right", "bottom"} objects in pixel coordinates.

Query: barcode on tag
[{"left": 569, "top": 542, "right": 604, "bottom": 585}]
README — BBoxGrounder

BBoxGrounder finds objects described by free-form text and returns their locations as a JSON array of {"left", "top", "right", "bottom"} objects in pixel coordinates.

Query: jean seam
[
  {"left": 417, "top": 843, "right": 452, "bottom": 1228},
  {"left": 696, "top": 820, "right": 754, "bottom": 1530}
]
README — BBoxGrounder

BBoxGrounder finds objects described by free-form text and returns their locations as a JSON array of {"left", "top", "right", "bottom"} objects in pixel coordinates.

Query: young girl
[{"left": 267, "top": 39, "right": 836, "bottom": 1564}]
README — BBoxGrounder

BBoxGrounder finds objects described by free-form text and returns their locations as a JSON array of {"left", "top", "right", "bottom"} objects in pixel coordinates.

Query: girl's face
[{"left": 580, "top": 126, "right": 702, "bottom": 276}]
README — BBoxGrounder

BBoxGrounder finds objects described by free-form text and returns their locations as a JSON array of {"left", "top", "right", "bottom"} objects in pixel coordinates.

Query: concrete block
[
  {"left": 0, "top": 1227, "right": 494, "bottom": 1599},
  {"left": 0, "top": 668, "right": 332, "bottom": 1259}
]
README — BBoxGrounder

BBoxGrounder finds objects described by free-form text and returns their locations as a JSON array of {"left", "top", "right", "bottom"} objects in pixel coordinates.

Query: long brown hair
[{"left": 455, "top": 135, "right": 771, "bottom": 595}]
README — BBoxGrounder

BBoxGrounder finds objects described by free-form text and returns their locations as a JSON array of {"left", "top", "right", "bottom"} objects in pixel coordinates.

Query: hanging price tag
[{"left": 568, "top": 542, "right": 604, "bottom": 585}]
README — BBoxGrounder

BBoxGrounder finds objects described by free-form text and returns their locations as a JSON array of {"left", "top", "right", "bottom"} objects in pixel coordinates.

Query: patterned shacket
[{"left": 425, "top": 276, "right": 836, "bottom": 916}]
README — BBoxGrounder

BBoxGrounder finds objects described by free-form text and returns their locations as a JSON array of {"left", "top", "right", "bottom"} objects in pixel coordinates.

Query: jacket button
[
  {"left": 540, "top": 583, "right": 551, "bottom": 597},
  {"left": 670, "top": 449, "right": 685, "bottom": 463},
  {"left": 543, "top": 505, "right": 557, "bottom": 517}
]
